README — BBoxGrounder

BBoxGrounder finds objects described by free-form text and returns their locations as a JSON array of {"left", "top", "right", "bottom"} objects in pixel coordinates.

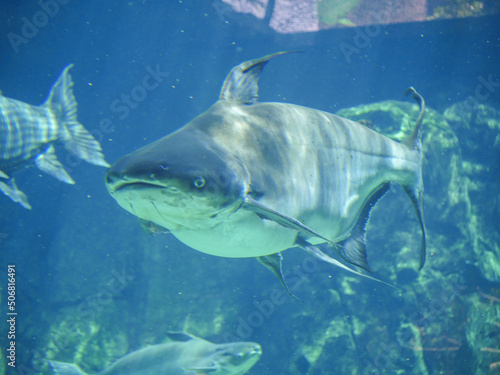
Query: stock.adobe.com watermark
[
  {"left": 7, "top": 0, "right": 72, "bottom": 54},
  {"left": 361, "top": 277, "right": 466, "bottom": 374},
  {"left": 339, "top": 5, "right": 403, "bottom": 63},
  {"left": 10, "top": 267, "right": 134, "bottom": 374},
  {"left": 107, "top": 65, "right": 170, "bottom": 121},
  {"left": 223, "top": 255, "right": 319, "bottom": 342},
  {"left": 63, "top": 64, "right": 169, "bottom": 173},
  {"left": 6, "top": 264, "right": 17, "bottom": 369},
  {"left": 75, "top": 267, "right": 136, "bottom": 321},
  {"left": 463, "top": 74, "right": 499, "bottom": 111}
]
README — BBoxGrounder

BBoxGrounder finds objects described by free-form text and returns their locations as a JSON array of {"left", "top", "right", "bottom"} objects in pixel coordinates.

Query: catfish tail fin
[
  {"left": 403, "top": 86, "right": 425, "bottom": 152},
  {"left": 403, "top": 87, "right": 426, "bottom": 270},
  {"left": 48, "top": 360, "right": 88, "bottom": 375}
]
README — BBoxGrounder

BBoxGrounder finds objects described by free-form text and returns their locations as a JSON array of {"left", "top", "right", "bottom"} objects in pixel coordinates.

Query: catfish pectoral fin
[
  {"left": 297, "top": 239, "right": 397, "bottom": 289},
  {"left": 243, "top": 196, "right": 331, "bottom": 243}
]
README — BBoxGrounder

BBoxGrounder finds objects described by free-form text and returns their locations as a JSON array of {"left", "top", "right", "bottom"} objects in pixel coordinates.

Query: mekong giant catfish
[{"left": 105, "top": 52, "right": 426, "bottom": 292}]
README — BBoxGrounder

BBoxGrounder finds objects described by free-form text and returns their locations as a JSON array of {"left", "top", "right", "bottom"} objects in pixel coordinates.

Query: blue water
[{"left": 0, "top": 1, "right": 499, "bottom": 374}]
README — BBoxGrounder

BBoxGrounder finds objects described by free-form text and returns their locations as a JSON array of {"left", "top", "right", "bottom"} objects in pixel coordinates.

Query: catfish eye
[{"left": 193, "top": 177, "right": 205, "bottom": 188}]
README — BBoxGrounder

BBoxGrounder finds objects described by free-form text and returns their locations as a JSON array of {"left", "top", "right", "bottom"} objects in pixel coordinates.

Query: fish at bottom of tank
[{"left": 48, "top": 332, "right": 262, "bottom": 375}]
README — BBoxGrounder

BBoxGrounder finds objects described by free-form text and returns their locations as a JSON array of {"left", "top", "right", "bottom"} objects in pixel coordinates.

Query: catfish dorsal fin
[
  {"left": 165, "top": 331, "right": 200, "bottom": 342},
  {"left": 219, "top": 51, "right": 299, "bottom": 105},
  {"left": 48, "top": 360, "right": 87, "bottom": 375}
]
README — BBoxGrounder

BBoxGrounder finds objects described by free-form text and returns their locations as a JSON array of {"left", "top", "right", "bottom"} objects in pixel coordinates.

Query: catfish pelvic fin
[{"left": 219, "top": 51, "right": 299, "bottom": 105}]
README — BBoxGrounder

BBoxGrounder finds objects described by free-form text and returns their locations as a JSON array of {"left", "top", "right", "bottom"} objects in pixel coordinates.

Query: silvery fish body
[
  {"left": 49, "top": 332, "right": 262, "bottom": 375},
  {"left": 0, "top": 65, "right": 109, "bottom": 209},
  {"left": 106, "top": 52, "right": 427, "bottom": 290}
]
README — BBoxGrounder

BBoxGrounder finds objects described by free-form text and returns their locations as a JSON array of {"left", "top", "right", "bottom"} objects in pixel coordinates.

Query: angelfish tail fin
[
  {"left": 44, "top": 64, "right": 110, "bottom": 168},
  {"left": 403, "top": 87, "right": 426, "bottom": 270},
  {"left": 48, "top": 360, "right": 88, "bottom": 375}
]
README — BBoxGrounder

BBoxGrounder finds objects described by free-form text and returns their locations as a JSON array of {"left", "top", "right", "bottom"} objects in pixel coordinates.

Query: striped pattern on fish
[
  {"left": 0, "top": 96, "right": 58, "bottom": 168},
  {"left": 0, "top": 65, "right": 109, "bottom": 209}
]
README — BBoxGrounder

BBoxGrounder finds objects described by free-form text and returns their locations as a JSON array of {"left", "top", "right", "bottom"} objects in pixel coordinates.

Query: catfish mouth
[
  {"left": 105, "top": 170, "right": 170, "bottom": 195},
  {"left": 248, "top": 345, "right": 262, "bottom": 356},
  {"left": 109, "top": 180, "right": 166, "bottom": 194},
  {"left": 229, "top": 344, "right": 262, "bottom": 372}
]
